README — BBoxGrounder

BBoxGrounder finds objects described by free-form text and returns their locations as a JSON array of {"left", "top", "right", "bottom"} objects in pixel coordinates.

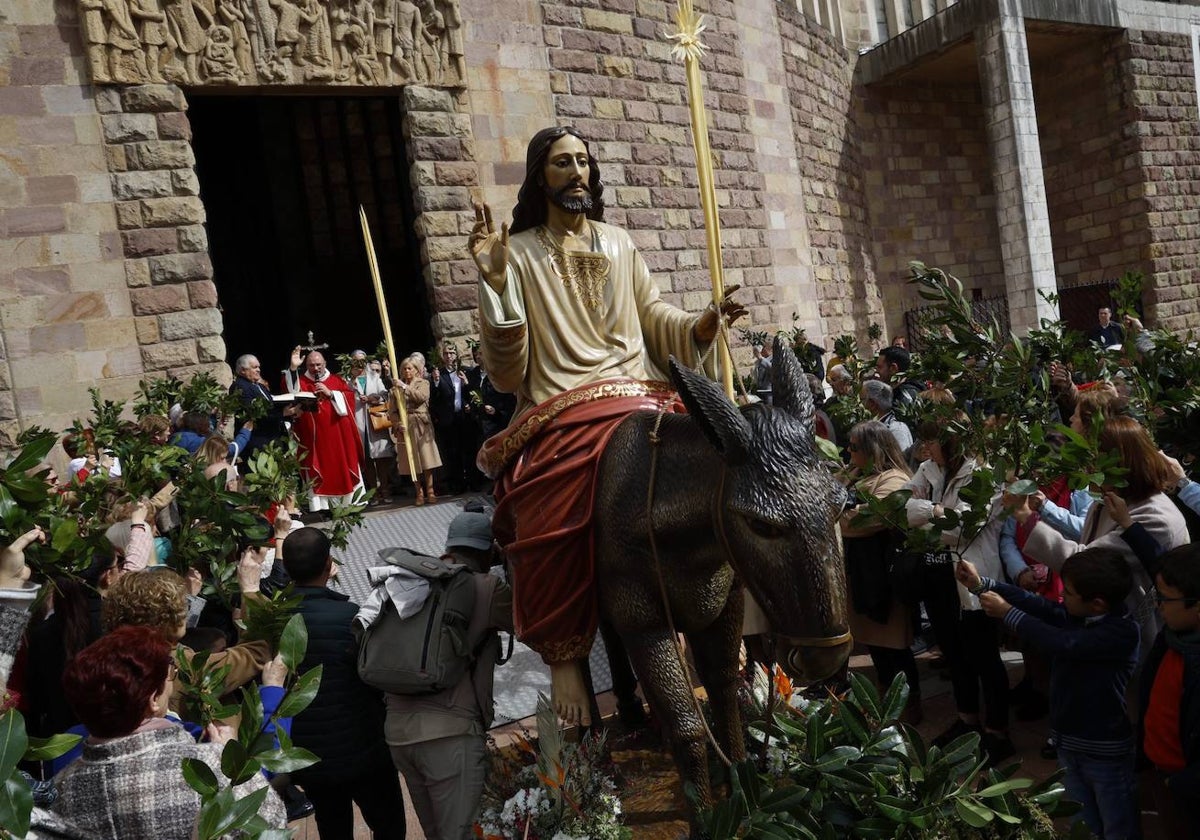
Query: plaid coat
[{"left": 51, "top": 726, "right": 285, "bottom": 839}]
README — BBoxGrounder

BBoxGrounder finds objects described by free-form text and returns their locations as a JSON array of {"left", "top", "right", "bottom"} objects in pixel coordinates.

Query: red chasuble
[{"left": 291, "top": 372, "right": 364, "bottom": 500}]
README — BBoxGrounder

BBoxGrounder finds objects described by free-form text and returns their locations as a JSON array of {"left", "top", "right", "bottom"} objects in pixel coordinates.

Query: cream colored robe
[{"left": 479, "top": 221, "right": 708, "bottom": 417}]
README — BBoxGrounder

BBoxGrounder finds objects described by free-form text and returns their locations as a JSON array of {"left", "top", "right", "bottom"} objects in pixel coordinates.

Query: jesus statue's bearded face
[{"left": 542, "top": 134, "right": 594, "bottom": 216}]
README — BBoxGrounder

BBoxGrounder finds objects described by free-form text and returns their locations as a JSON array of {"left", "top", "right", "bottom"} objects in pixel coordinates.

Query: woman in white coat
[
  {"left": 349, "top": 352, "right": 396, "bottom": 504},
  {"left": 905, "top": 411, "right": 1020, "bottom": 763}
]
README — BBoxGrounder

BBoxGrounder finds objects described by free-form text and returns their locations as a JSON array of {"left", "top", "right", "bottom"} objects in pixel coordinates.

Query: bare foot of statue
[{"left": 550, "top": 660, "right": 592, "bottom": 727}]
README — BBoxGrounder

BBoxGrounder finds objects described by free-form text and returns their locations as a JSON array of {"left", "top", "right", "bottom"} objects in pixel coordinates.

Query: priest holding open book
[{"left": 284, "top": 346, "right": 365, "bottom": 512}]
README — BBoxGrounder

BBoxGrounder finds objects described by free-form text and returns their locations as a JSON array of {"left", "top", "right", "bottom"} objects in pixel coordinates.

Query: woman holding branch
[{"left": 388, "top": 357, "right": 442, "bottom": 505}]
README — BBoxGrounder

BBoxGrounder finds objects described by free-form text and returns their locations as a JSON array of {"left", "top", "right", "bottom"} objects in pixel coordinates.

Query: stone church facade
[{"left": 2, "top": 0, "right": 1199, "bottom": 441}]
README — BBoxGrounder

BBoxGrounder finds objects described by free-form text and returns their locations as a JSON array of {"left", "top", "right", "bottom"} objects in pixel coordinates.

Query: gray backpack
[{"left": 357, "top": 548, "right": 478, "bottom": 695}]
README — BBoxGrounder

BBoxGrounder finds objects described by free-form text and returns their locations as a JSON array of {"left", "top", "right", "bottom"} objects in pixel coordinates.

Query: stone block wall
[
  {"left": 778, "top": 3, "right": 883, "bottom": 343},
  {"left": 1123, "top": 29, "right": 1200, "bottom": 333},
  {"left": 403, "top": 85, "right": 481, "bottom": 339},
  {"left": 0, "top": 0, "right": 142, "bottom": 444},
  {"left": 1033, "top": 34, "right": 1149, "bottom": 292},
  {"left": 96, "top": 83, "right": 228, "bottom": 385},
  {"left": 857, "top": 79, "right": 1004, "bottom": 336},
  {"left": 539, "top": 0, "right": 770, "bottom": 321}
]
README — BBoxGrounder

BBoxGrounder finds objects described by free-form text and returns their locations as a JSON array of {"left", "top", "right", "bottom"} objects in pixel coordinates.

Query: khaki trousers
[{"left": 389, "top": 734, "right": 487, "bottom": 840}]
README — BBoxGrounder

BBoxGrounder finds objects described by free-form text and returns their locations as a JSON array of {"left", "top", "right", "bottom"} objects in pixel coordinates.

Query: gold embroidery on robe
[{"left": 535, "top": 225, "right": 610, "bottom": 310}]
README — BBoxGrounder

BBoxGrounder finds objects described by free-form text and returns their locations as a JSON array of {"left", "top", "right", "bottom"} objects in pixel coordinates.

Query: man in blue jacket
[{"left": 282, "top": 527, "right": 404, "bottom": 840}]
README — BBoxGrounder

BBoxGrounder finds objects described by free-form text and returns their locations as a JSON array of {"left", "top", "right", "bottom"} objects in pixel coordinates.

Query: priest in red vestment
[{"left": 284, "top": 348, "right": 364, "bottom": 512}]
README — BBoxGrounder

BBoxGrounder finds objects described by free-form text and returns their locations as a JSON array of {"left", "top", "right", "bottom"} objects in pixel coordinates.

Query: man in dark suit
[
  {"left": 473, "top": 347, "right": 516, "bottom": 441},
  {"left": 430, "top": 343, "right": 479, "bottom": 493},
  {"left": 229, "top": 353, "right": 298, "bottom": 467}
]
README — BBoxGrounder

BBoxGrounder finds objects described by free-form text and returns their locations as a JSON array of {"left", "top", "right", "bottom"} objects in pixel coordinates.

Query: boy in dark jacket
[
  {"left": 281, "top": 527, "right": 404, "bottom": 840},
  {"left": 957, "top": 547, "right": 1139, "bottom": 840},
  {"left": 1140, "top": 544, "right": 1200, "bottom": 839}
]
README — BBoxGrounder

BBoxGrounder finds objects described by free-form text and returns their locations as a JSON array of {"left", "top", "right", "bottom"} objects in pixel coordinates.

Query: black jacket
[
  {"left": 229, "top": 376, "right": 288, "bottom": 460},
  {"left": 476, "top": 374, "right": 516, "bottom": 440},
  {"left": 289, "top": 587, "right": 389, "bottom": 782},
  {"left": 26, "top": 594, "right": 103, "bottom": 737}
]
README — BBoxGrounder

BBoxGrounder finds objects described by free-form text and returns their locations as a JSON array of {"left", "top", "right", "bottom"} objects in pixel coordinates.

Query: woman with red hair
[
  {"left": 1012, "top": 415, "right": 1190, "bottom": 650},
  {"left": 51, "top": 626, "right": 284, "bottom": 839}
]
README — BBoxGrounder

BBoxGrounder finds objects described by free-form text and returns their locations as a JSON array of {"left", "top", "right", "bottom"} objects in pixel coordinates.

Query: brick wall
[
  {"left": 0, "top": 0, "right": 143, "bottom": 444},
  {"left": 1032, "top": 34, "right": 1149, "bottom": 292},
  {"left": 540, "top": 0, "right": 769, "bottom": 318},
  {"left": 778, "top": 3, "right": 883, "bottom": 343},
  {"left": 1123, "top": 29, "right": 1200, "bottom": 333},
  {"left": 857, "top": 80, "right": 1004, "bottom": 338}
]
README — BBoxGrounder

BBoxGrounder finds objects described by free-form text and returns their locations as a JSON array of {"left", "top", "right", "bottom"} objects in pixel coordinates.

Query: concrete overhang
[{"left": 855, "top": 0, "right": 1197, "bottom": 85}]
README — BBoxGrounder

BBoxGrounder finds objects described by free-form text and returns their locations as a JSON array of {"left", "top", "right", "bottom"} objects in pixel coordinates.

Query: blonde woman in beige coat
[
  {"left": 839, "top": 420, "right": 920, "bottom": 721},
  {"left": 389, "top": 358, "right": 442, "bottom": 505}
]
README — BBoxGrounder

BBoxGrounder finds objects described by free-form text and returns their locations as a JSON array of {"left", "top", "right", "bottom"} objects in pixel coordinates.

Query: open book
[{"left": 272, "top": 392, "right": 318, "bottom": 403}]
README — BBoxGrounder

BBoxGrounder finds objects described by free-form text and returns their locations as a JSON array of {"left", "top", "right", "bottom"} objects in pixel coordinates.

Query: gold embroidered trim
[
  {"left": 535, "top": 224, "right": 610, "bottom": 310},
  {"left": 530, "top": 633, "right": 596, "bottom": 664},
  {"left": 482, "top": 321, "right": 526, "bottom": 347},
  {"left": 482, "top": 379, "right": 677, "bottom": 477}
]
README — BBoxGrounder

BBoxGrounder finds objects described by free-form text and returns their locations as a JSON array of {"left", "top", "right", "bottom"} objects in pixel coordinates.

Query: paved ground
[{"left": 286, "top": 494, "right": 1120, "bottom": 839}]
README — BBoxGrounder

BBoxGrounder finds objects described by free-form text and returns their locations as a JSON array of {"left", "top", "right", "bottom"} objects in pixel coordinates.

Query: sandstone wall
[
  {"left": 857, "top": 79, "right": 1005, "bottom": 337},
  {"left": 0, "top": 0, "right": 145, "bottom": 444},
  {"left": 1123, "top": 29, "right": 1200, "bottom": 333},
  {"left": 778, "top": 2, "right": 882, "bottom": 344},
  {"left": 1032, "top": 33, "right": 1149, "bottom": 292}
]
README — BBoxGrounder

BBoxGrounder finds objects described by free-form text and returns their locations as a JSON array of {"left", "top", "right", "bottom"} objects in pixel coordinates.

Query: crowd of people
[
  {"left": 815, "top": 312, "right": 1199, "bottom": 840},
  {"left": 228, "top": 342, "right": 516, "bottom": 512},
  {"left": 3, "top": 115, "right": 1199, "bottom": 840}
]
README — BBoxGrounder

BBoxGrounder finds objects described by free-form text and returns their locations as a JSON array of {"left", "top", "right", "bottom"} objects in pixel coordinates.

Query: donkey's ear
[
  {"left": 669, "top": 356, "right": 752, "bottom": 462},
  {"left": 770, "top": 335, "right": 814, "bottom": 432}
]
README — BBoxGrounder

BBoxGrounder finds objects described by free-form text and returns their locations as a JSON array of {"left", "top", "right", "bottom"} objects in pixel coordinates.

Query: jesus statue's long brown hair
[{"left": 510, "top": 126, "right": 606, "bottom": 235}]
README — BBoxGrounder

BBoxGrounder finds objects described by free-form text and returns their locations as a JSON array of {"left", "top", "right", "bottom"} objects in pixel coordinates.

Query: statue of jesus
[{"left": 470, "top": 126, "right": 745, "bottom": 726}]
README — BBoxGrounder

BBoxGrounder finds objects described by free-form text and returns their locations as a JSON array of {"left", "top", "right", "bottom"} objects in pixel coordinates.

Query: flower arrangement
[{"left": 476, "top": 695, "right": 630, "bottom": 840}]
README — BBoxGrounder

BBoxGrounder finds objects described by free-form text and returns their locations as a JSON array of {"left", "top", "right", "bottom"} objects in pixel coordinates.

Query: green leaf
[
  {"left": 257, "top": 746, "right": 321, "bottom": 775},
  {"left": 23, "top": 732, "right": 81, "bottom": 761},
  {"left": 219, "top": 738, "right": 258, "bottom": 786},
  {"left": 6, "top": 435, "right": 56, "bottom": 474},
  {"left": 0, "top": 774, "right": 33, "bottom": 838},
  {"left": 953, "top": 798, "right": 994, "bottom": 828},
  {"left": 811, "top": 745, "right": 861, "bottom": 772},
  {"left": 275, "top": 665, "right": 323, "bottom": 719},
  {"left": 759, "top": 785, "right": 811, "bottom": 813},
  {"left": 1006, "top": 478, "right": 1038, "bottom": 496},
  {"left": 975, "top": 777, "right": 1032, "bottom": 798},
  {"left": 181, "top": 757, "right": 220, "bottom": 798},
  {"left": 0, "top": 711, "right": 29, "bottom": 782},
  {"left": 278, "top": 613, "right": 308, "bottom": 672}
]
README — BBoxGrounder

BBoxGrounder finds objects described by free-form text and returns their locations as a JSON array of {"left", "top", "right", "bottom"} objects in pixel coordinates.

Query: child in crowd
[
  {"left": 956, "top": 548, "right": 1140, "bottom": 840},
  {"left": 1140, "top": 544, "right": 1200, "bottom": 839}
]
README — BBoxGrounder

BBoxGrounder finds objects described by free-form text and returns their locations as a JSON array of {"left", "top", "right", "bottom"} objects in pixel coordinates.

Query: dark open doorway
[{"left": 188, "top": 93, "right": 431, "bottom": 374}]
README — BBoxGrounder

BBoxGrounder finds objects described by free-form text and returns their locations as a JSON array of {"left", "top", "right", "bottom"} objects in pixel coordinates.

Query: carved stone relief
[{"left": 76, "top": 0, "right": 466, "bottom": 87}]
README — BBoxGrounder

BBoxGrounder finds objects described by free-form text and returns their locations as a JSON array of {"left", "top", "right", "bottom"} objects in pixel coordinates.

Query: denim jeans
[{"left": 1057, "top": 747, "right": 1139, "bottom": 840}]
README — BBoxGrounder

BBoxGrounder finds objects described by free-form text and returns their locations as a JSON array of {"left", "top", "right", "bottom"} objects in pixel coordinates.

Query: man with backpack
[
  {"left": 357, "top": 511, "right": 513, "bottom": 840},
  {"left": 280, "top": 528, "right": 404, "bottom": 840}
]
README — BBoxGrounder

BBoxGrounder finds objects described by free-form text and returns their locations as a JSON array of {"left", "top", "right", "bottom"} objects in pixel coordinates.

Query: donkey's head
[{"left": 670, "top": 336, "right": 850, "bottom": 682}]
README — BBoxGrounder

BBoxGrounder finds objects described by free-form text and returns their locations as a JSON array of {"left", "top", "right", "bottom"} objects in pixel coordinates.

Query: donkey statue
[{"left": 594, "top": 335, "right": 851, "bottom": 822}]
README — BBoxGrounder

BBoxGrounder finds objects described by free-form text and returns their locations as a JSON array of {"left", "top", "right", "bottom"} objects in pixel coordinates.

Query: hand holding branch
[{"left": 694, "top": 285, "right": 748, "bottom": 344}]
